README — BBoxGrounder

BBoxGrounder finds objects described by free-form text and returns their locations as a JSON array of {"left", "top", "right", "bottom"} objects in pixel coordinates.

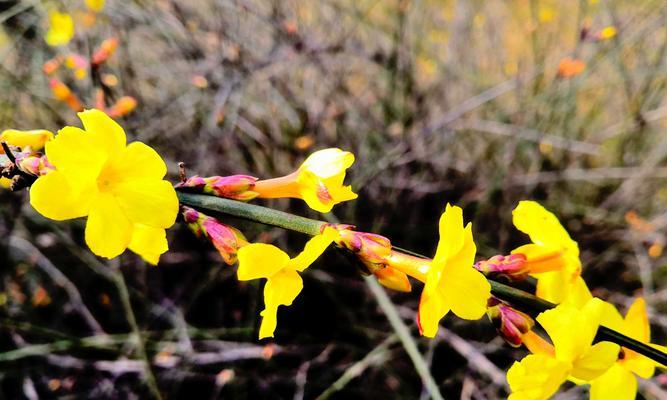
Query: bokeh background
[{"left": 1, "top": 0, "right": 667, "bottom": 398}]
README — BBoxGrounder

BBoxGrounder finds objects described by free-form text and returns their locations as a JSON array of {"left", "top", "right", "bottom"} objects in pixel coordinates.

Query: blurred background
[{"left": 0, "top": 0, "right": 666, "bottom": 398}]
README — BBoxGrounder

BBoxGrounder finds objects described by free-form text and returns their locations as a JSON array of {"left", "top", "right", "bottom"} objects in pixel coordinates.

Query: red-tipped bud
[
  {"left": 334, "top": 227, "right": 392, "bottom": 273},
  {"left": 92, "top": 38, "right": 119, "bottom": 66},
  {"left": 487, "top": 299, "right": 534, "bottom": 347},
  {"left": 177, "top": 175, "right": 259, "bottom": 201},
  {"left": 474, "top": 254, "right": 528, "bottom": 281},
  {"left": 49, "top": 79, "right": 83, "bottom": 112},
  {"left": 107, "top": 96, "right": 138, "bottom": 118},
  {"left": 181, "top": 206, "right": 248, "bottom": 265},
  {"left": 374, "top": 265, "right": 411, "bottom": 292}
]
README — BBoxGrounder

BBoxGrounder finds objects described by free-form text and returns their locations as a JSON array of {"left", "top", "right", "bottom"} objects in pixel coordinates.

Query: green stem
[
  {"left": 178, "top": 192, "right": 324, "bottom": 235},
  {"left": 177, "top": 192, "right": 667, "bottom": 367},
  {"left": 112, "top": 269, "right": 163, "bottom": 400}
]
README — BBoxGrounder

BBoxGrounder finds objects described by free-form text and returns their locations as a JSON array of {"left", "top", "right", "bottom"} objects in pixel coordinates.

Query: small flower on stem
[
  {"left": 253, "top": 148, "right": 357, "bottom": 213},
  {"left": 418, "top": 204, "right": 491, "bottom": 338},
  {"left": 511, "top": 201, "right": 582, "bottom": 304},
  {"left": 181, "top": 206, "right": 248, "bottom": 265},
  {"left": 0, "top": 129, "right": 53, "bottom": 152},
  {"left": 237, "top": 227, "right": 339, "bottom": 339}
]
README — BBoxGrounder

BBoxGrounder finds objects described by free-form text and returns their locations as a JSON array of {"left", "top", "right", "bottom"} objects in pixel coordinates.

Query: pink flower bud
[
  {"left": 474, "top": 254, "right": 528, "bottom": 281},
  {"left": 15, "top": 153, "right": 54, "bottom": 176},
  {"left": 181, "top": 206, "right": 248, "bottom": 265},
  {"left": 177, "top": 175, "right": 259, "bottom": 201},
  {"left": 487, "top": 299, "right": 534, "bottom": 347}
]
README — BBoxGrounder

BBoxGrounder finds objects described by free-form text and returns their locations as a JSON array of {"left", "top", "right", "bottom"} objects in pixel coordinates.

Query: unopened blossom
[
  {"left": 49, "top": 79, "right": 83, "bottom": 112},
  {"left": 511, "top": 201, "right": 582, "bottom": 304},
  {"left": 178, "top": 175, "right": 258, "bottom": 201},
  {"left": 29, "top": 109, "right": 178, "bottom": 264},
  {"left": 45, "top": 11, "right": 74, "bottom": 47},
  {"left": 487, "top": 299, "right": 534, "bottom": 347},
  {"left": 253, "top": 148, "right": 357, "bottom": 213},
  {"left": 107, "top": 96, "right": 138, "bottom": 118},
  {"left": 182, "top": 206, "right": 248, "bottom": 265},
  {"left": 475, "top": 253, "right": 529, "bottom": 281},
  {"left": 236, "top": 228, "right": 339, "bottom": 339},
  {"left": 92, "top": 38, "right": 119, "bottom": 66},
  {"left": 418, "top": 204, "right": 491, "bottom": 338}
]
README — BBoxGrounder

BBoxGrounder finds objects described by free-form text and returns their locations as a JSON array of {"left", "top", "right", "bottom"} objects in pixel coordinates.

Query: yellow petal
[
  {"left": 537, "top": 298, "right": 603, "bottom": 363},
  {"left": 300, "top": 148, "right": 355, "bottom": 178},
  {"left": 112, "top": 142, "right": 168, "bottom": 181},
  {"left": 259, "top": 269, "right": 303, "bottom": 339},
  {"left": 128, "top": 225, "right": 168, "bottom": 265},
  {"left": 45, "top": 12, "right": 74, "bottom": 47},
  {"left": 29, "top": 170, "right": 93, "bottom": 221},
  {"left": 113, "top": 179, "right": 178, "bottom": 228},
  {"left": 287, "top": 227, "right": 338, "bottom": 272},
  {"left": 571, "top": 341, "right": 619, "bottom": 381},
  {"left": 375, "top": 266, "right": 412, "bottom": 292},
  {"left": 623, "top": 350, "right": 656, "bottom": 379},
  {"left": 297, "top": 170, "right": 357, "bottom": 213},
  {"left": 512, "top": 201, "right": 579, "bottom": 256},
  {"left": 418, "top": 286, "right": 449, "bottom": 338},
  {"left": 85, "top": 193, "right": 132, "bottom": 258},
  {"left": 0, "top": 177, "right": 10, "bottom": 189},
  {"left": 590, "top": 363, "right": 637, "bottom": 400},
  {"left": 623, "top": 297, "right": 650, "bottom": 343},
  {"left": 441, "top": 224, "right": 490, "bottom": 319},
  {"left": 237, "top": 244, "right": 290, "bottom": 281},
  {"left": 0, "top": 129, "right": 53, "bottom": 151},
  {"left": 85, "top": 0, "right": 105, "bottom": 12},
  {"left": 78, "top": 109, "right": 126, "bottom": 158},
  {"left": 507, "top": 354, "right": 571, "bottom": 400},
  {"left": 45, "top": 126, "right": 106, "bottom": 181},
  {"left": 432, "top": 204, "right": 464, "bottom": 265},
  {"left": 535, "top": 270, "right": 575, "bottom": 304}
]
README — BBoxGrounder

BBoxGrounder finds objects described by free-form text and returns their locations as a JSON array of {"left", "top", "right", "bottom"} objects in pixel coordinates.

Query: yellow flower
[
  {"left": 85, "top": 0, "right": 105, "bottom": 13},
  {"left": 237, "top": 228, "right": 339, "bottom": 339},
  {"left": 507, "top": 354, "right": 571, "bottom": 400},
  {"left": 29, "top": 109, "right": 178, "bottom": 264},
  {"left": 507, "top": 298, "right": 620, "bottom": 399},
  {"left": 45, "top": 11, "right": 74, "bottom": 47},
  {"left": 254, "top": 148, "right": 357, "bottom": 213},
  {"left": 511, "top": 201, "right": 582, "bottom": 304},
  {"left": 418, "top": 204, "right": 491, "bottom": 338},
  {"left": 0, "top": 129, "right": 54, "bottom": 152},
  {"left": 590, "top": 298, "right": 665, "bottom": 400}
]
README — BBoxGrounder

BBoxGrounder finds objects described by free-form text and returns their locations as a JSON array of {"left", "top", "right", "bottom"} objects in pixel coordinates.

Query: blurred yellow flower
[
  {"left": 254, "top": 148, "right": 357, "bottom": 213},
  {"left": 237, "top": 227, "right": 339, "bottom": 338},
  {"left": 598, "top": 26, "right": 617, "bottom": 40},
  {"left": 511, "top": 201, "right": 582, "bottom": 304},
  {"left": 85, "top": 0, "right": 105, "bottom": 13},
  {"left": 418, "top": 204, "right": 491, "bottom": 338},
  {"left": 45, "top": 11, "right": 74, "bottom": 47},
  {"left": 0, "top": 129, "right": 53, "bottom": 152},
  {"left": 29, "top": 109, "right": 178, "bottom": 264},
  {"left": 557, "top": 57, "right": 586, "bottom": 78},
  {"left": 591, "top": 298, "right": 666, "bottom": 400},
  {"left": 508, "top": 298, "right": 620, "bottom": 399}
]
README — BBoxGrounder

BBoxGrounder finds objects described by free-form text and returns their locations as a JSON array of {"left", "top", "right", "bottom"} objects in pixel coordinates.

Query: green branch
[{"left": 177, "top": 192, "right": 667, "bottom": 367}]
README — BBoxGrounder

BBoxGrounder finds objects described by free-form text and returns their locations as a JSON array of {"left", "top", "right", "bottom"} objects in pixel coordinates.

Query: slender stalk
[
  {"left": 112, "top": 269, "right": 163, "bottom": 400},
  {"left": 365, "top": 277, "right": 444, "bottom": 400},
  {"left": 177, "top": 192, "right": 667, "bottom": 366}
]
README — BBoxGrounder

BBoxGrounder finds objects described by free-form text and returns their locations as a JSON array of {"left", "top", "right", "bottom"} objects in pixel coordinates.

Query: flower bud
[
  {"left": 92, "top": 38, "right": 119, "bottom": 66},
  {"left": 107, "top": 96, "right": 138, "bottom": 118},
  {"left": 181, "top": 206, "right": 248, "bottom": 265},
  {"left": 333, "top": 226, "right": 392, "bottom": 273},
  {"left": 474, "top": 254, "right": 529, "bottom": 282},
  {"left": 43, "top": 57, "right": 62, "bottom": 75},
  {"left": 487, "top": 299, "right": 535, "bottom": 347},
  {"left": 49, "top": 79, "right": 83, "bottom": 112},
  {"left": 178, "top": 175, "right": 259, "bottom": 201}
]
